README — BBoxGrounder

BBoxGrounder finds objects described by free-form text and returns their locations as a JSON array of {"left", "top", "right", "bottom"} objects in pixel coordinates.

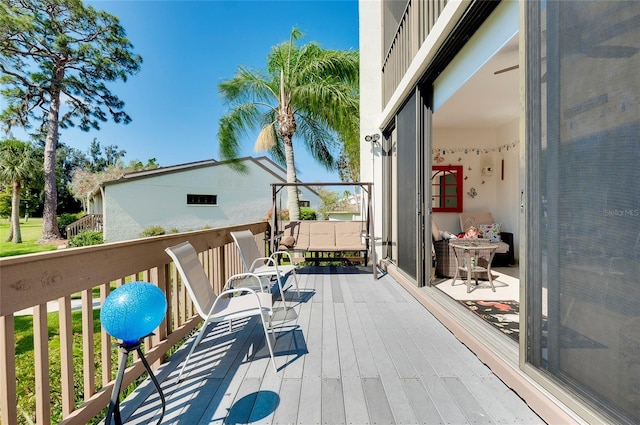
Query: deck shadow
[{"left": 217, "top": 390, "right": 280, "bottom": 424}]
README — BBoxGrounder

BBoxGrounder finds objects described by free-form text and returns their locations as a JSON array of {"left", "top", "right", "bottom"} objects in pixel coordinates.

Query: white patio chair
[
  {"left": 165, "top": 241, "right": 277, "bottom": 381},
  {"left": 230, "top": 230, "right": 300, "bottom": 301}
]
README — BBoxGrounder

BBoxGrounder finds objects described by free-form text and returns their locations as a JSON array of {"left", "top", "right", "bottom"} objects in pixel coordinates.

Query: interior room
[{"left": 430, "top": 32, "right": 522, "bottom": 342}]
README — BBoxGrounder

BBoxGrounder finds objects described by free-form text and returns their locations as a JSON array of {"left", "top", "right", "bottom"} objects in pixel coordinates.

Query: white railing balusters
[{"left": 382, "top": 0, "right": 449, "bottom": 104}]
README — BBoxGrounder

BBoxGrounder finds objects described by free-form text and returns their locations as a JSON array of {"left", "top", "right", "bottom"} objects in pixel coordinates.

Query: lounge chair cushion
[
  {"left": 308, "top": 221, "right": 336, "bottom": 250},
  {"left": 334, "top": 221, "right": 366, "bottom": 251}
]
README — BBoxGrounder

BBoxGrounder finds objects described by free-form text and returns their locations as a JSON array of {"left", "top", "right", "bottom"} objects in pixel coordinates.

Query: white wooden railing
[
  {"left": 0, "top": 221, "right": 269, "bottom": 424},
  {"left": 382, "top": 0, "right": 448, "bottom": 104},
  {"left": 65, "top": 214, "right": 103, "bottom": 240}
]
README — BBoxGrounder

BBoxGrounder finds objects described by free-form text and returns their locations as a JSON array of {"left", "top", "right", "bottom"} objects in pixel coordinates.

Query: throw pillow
[
  {"left": 442, "top": 230, "right": 457, "bottom": 239},
  {"left": 464, "top": 226, "right": 479, "bottom": 238},
  {"left": 478, "top": 223, "right": 501, "bottom": 242},
  {"left": 432, "top": 219, "right": 443, "bottom": 241},
  {"left": 280, "top": 235, "right": 297, "bottom": 249}
]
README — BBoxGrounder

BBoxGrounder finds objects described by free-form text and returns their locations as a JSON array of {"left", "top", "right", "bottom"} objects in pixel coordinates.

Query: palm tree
[
  {"left": 218, "top": 28, "right": 359, "bottom": 221},
  {"left": 0, "top": 139, "right": 40, "bottom": 243}
]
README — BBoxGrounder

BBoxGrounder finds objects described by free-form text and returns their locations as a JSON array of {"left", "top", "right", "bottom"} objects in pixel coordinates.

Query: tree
[
  {"left": 68, "top": 157, "right": 159, "bottom": 209},
  {"left": 336, "top": 103, "right": 360, "bottom": 182},
  {"left": 51, "top": 141, "right": 85, "bottom": 213},
  {"left": 88, "top": 138, "right": 126, "bottom": 172},
  {"left": 315, "top": 187, "right": 352, "bottom": 220},
  {"left": 0, "top": 139, "right": 40, "bottom": 243},
  {"left": 218, "top": 28, "right": 359, "bottom": 220},
  {"left": 125, "top": 157, "right": 158, "bottom": 172},
  {"left": 0, "top": 0, "right": 142, "bottom": 241},
  {"left": 338, "top": 143, "right": 359, "bottom": 182},
  {"left": 67, "top": 167, "right": 119, "bottom": 210}
]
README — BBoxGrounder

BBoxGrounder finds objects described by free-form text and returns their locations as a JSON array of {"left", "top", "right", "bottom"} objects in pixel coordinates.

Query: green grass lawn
[
  {"left": 14, "top": 309, "right": 105, "bottom": 423},
  {"left": 0, "top": 217, "right": 60, "bottom": 257}
]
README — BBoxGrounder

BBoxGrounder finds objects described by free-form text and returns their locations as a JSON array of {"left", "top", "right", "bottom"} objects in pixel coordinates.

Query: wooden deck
[{"left": 116, "top": 266, "right": 543, "bottom": 425}]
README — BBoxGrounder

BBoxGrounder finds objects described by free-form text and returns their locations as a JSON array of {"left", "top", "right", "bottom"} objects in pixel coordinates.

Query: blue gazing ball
[{"left": 100, "top": 281, "right": 167, "bottom": 345}]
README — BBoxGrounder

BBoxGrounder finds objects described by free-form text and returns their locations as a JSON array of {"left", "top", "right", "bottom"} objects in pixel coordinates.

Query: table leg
[
  {"left": 466, "top": 252, "right": 473, "bottom": 293},
  {"left": 473, "top": 252, "right": 480, "bottom": 286},
  {"left": 486, "top": 250, "right": 496, "bottom": 292},
  {"left": 451, "top": 248, "right": 460, "bottom": 286}
]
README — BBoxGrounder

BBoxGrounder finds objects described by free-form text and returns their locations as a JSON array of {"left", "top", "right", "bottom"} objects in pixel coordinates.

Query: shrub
[
  {"left": 265, "top": 208, "right": 317, "bottom": 221},
  {"left": 0, "top": 191, "right": 11, "bottom": 218},
  {"left": 58, "top": 212, "right": 85, "bottom": 237},
  {"left": 69, "top": 231, "right": 103, "bottom": 247},
  {"left": 140, "top": 225, "right": 166, "bottom": 237},
  {"left": 299, "top": 208, "right": 317, "bottom": 220},
  {"left": 264, "top": 208, "right": 290, "bottom": 221}
]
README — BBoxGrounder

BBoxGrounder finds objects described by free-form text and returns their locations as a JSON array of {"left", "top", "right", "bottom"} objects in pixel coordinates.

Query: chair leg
[
  {"left": 177, "top": 320, "right": 211, "bottom": 382},
  {"left": 275, "top": 275, "right": 288, "bottom": 305},
  {"left": 290, "top": 270, "right": 300, "bottom": 296},
  {"left": 267, "top": 311, "right": 273, "bottom": 330},
  {"left": 260, "top": 313, "right": 277, "bottom": 373}
]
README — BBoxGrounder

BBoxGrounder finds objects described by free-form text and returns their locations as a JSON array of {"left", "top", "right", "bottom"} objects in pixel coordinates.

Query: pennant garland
[{"left": 432, "top": 140, "right": 518, "bottom": 157}]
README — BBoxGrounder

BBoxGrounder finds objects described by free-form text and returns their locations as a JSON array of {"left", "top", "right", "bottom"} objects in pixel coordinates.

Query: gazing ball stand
[{"left": 100, "top": 282, "right": 167, "bottom": 425}]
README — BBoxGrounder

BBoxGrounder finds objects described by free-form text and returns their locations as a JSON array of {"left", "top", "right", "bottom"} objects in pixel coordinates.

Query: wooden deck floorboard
[{"left": 117, "top": 266, "right": 544, "bottom": 425}]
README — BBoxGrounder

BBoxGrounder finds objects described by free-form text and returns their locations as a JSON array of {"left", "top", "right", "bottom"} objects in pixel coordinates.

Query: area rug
[
  {"left": 459, "top": 300, "right": 520, "bottom": 342},
  {"left": 458, "top": 300, "right": 607, "bottom": 348}
]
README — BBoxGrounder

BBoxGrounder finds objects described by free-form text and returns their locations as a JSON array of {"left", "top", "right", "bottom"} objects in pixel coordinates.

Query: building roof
[
  {"left": 91, "top": 156, "right": 323, "bottom": 199},
  {"left": 100, "top": 156, "right": 287, "bottom": 187}
]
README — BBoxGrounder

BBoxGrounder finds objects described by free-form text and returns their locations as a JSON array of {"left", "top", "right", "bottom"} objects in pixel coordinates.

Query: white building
[{"left": 90, "top": 156, "right": 321, "bottom": 242}]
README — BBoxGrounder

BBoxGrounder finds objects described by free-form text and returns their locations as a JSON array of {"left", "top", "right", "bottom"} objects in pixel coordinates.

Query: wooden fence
[{"left": 0, "top": 222, "right": 269, "bottom": 424}]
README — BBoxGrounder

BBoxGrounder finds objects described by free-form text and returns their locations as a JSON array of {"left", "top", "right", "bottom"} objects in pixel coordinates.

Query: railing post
[
  {"left": 170, "top": 260, "right": 184, "bottom": 327},
  {"left": 151, "top": 265, "right": 169, "bottom": 368},
  {"left": 100, "top": 284, "right": 113, "bottom": 388},
  {"left": 34, "top": 304, "right": 52, "bottom": 424},
  {"left": 82, "top": 289, "right": 96, "bottom": 401},
  {"left": 59, "top": 295, "right": 75, "bottom": 417},
  {"left": 216, "top": 246, "right": 226, "bottom": 295},
  {"left": 0, "top": 315, "right": 17, "bottom": 425}
]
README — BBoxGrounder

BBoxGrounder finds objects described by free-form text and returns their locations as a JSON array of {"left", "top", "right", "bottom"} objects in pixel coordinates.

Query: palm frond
[
  {"left": 294, "top": 113, "right": 338, "bottom": 170},
  {"left": 255, "top": 123, "right": 277, "bottom": 152},
  {"left": 292, "top": 81, "right": 358, "bottom": 132},
  {"left": 224, "top": 157, "right": 250, "bottom": 174},
  {"left": 219, "top": 66, "right": 278, "bottom": 106},
  {"left": 218, "top": 103, "right": 267, "bottom": 172},
  {"left": 267, "top": 135, "right": 287, "bottom": 168},
  {"left": 292, "top": 45, "right": 359, "bottom": 87}
]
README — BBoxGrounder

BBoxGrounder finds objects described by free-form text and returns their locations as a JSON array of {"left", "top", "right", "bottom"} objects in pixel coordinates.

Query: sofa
[{"left": 433, "top": 212, "right": 515, "bottom": 278}]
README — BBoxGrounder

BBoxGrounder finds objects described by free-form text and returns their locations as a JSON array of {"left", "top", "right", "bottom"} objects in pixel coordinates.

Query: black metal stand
[{"left": 105, "top": 340, "right": 166, "bottom": 425}]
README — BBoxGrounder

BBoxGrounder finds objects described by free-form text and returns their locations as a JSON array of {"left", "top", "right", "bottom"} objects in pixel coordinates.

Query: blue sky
[{"left": 6, "top": 0, "right": 360, "bottom": 183}]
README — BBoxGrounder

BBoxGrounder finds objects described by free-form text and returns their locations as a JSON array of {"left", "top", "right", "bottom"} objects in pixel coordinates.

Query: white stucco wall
[
  {"left": 432, "top": 118, "right": 520, "bottom": 259},
  {"left": 103, "top": 161, "right": 319, "bottom": 242},
  {"left": 432, "top": 127, "right": 498, "bottom": 232},
  {"left": 359, "top": 0, "right": 384, "bottom": 261},
  {"left": 495, "top": 118, "right": 520, "bottom": 258}
]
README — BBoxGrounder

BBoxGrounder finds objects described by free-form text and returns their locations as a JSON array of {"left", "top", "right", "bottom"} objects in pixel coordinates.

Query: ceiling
[{"left": 433, "top": 36, "right": 520, "bottom": 129}]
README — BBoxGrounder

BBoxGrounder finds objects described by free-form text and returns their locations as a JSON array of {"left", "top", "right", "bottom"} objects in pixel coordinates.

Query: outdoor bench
[{"left": 277, "top": 220, "right": 369, "bottom": 265}]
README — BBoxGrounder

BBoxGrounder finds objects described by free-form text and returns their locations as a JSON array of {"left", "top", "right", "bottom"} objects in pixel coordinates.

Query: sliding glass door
[
  {"left": 396, "top": 91, "right": 419, "bottom": 281},
  {"left": 525, "top": 1, "right": 640, "bottom": 423},
  {"left": 386, "top": 87, "right": 432, "bottom": 286}
]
